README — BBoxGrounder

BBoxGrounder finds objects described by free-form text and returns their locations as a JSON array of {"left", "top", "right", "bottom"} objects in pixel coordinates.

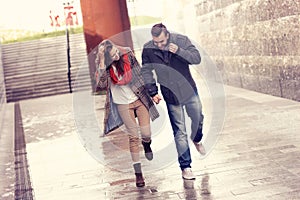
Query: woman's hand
[
  {"left": 98, "top": 45, "right": 105, "bottom": 58},
  {"left": 97, "top": 45, "right": 105, "bottom": 69},
  {"left": 152, "top": 94, "right": 162, "bottom": 104}
]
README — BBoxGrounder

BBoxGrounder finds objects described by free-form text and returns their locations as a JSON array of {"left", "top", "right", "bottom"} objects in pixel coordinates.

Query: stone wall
[
  {"left": 196, "top": 0, "right": 300, "bottom": 101},
  {"left": 163, "top": 0, "right": 300, "bottom": 101}
]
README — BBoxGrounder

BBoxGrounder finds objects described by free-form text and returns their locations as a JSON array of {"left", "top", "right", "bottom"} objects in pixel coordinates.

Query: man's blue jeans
[{"left": 166, "top": 94, "right": 204, "bottom": 170}]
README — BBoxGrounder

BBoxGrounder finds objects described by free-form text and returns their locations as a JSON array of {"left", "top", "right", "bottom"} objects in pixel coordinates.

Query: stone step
[
  {"left": 2, "top": 33, "right": 90, "bottom": 102},
  {"left": 2, "top": 51, "right": 86, "bottom": 65},
  {"left": 6, "top": 81, "right": 91, "bottom": 102},
  {"left": 5, "top": 75, "right": 90, "bottom": 89}
]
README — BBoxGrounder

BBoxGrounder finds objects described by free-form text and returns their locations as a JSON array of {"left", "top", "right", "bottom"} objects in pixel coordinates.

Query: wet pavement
[{"left": 1, "top": 85, "right": 300, "bottom": 200}]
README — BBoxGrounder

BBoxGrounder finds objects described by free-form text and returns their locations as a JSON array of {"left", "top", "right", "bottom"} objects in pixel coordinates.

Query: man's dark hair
[{"left": 151, "top": 23, "right": 169, "bottom": 37}]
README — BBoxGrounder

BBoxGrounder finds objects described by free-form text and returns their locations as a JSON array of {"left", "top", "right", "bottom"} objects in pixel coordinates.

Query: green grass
[
  {"left": 1, "top": 26, "right": 84, "bottom": 44},
  {"left": 1, "top": 16, "right": 161, "bottom": 44},
  {"left": 130, "top": 15, "right": 161, "bottom": 27}
]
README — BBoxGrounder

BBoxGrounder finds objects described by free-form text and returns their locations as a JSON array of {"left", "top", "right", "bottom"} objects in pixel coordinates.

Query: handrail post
[{"left": 66, "top": 27, "right": 72, "bottom": 93}]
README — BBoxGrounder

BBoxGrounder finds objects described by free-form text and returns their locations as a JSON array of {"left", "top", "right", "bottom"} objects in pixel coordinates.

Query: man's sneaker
[
  {"left": 142, "top": 140, "right": 153, "bottom": 160},
  {"left": 182, "top": 168, "right": 196, "bottom": 180},
  {"left": 193, "top": 142, "right": 206, "bottom": 155}
]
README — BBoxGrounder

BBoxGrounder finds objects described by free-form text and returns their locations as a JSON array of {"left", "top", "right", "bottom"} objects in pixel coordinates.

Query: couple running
[{"left": 95, "top": 23, "right": 206, "bottom": 187}]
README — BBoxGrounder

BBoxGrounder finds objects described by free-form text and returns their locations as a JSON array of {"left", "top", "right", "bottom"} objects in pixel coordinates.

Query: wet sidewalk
[{"left": 2, "top": 85, "right": 300, "bottom": 200}]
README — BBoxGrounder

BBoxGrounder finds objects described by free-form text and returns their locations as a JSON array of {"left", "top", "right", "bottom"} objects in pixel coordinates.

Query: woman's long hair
[{"left": 98, "top": 40, "right": 126, "bottom": 74}]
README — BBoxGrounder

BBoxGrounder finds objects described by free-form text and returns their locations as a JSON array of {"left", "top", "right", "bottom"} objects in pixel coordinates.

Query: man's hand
[
  {"left": 168, "top": 43, "right": 179, "bottom": 54},
  {"left": 152, "top": 94, "right": 162, "bottom": 104}
]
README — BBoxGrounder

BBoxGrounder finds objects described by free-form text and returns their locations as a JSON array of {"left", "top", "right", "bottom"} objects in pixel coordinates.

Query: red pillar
[{"left": 80, "top": 0, "right": 133, "bottom": 91}]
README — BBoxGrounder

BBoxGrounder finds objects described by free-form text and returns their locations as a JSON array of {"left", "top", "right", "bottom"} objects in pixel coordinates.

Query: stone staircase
[{"left": 2, "top": 33, "right": 92, "bottom": 103}]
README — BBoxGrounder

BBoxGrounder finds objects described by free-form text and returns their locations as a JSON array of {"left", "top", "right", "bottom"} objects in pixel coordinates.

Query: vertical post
[
  {"left": 63, "top": 1, "right": 74, "bottom": 93},
  {"left": 128, "top": 0, "right": 137, "bottom": 26},
  {"left": 66, "top": 26, "right": 72, "bottom": 93}
]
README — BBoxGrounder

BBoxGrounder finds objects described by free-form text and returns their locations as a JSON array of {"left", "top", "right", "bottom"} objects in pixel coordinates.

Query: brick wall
[{"left": 163, "top": 0, "right": 300, "bottom": 101}]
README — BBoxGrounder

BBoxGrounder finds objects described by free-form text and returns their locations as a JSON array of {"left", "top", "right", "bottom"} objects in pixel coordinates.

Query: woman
[{"left": 95, "top": 39, "right": 159, "bottom": 187}]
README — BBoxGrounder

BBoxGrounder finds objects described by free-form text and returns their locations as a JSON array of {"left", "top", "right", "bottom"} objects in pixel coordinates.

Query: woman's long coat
[{"left": 95, "top": 47, "right": 160, "bottom": 135}]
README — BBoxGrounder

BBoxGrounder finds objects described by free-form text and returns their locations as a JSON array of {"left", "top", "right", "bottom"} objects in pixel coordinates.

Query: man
[{"left": 141, "top": 23, "right": 206, "bottom": 180}]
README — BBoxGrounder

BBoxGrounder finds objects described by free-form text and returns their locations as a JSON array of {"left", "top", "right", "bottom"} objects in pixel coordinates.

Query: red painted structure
[
  {"left": 80, "top": 0, "right": 133, "bottom": 52},
  {"left": 80, "top": 0, "right": 134, "bottom": 91}
]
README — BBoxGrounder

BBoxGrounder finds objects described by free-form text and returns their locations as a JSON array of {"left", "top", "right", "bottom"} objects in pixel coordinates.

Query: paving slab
[
  {"left": 0, "top": 103, "right": 15, "bottom": 200},
  {"left": 8, "top": 85, "right": 300, "bottom": 199}
]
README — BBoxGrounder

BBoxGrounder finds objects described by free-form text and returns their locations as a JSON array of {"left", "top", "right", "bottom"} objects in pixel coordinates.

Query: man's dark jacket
[{"left": 141, "top": 33, "right": 201, "bottom": 105}]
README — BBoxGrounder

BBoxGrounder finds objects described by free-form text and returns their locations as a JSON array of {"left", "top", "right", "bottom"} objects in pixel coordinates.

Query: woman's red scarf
[{"left": 109, "top": 52, "right": 132, "bottom": 85}]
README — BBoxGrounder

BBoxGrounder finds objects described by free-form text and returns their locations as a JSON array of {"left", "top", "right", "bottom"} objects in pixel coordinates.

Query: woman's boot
[
  {"left": 133, "top": 163, "right": 145, "bottom": 187},
  {"left": 142, "top": 139, "right": 153, "bottom": 160}
]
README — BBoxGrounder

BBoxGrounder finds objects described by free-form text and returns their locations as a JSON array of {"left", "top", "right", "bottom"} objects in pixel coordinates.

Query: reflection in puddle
[
  {"left": 182, "top": 173, "right": 212, "bottom": 200},
  {"left": 201, "top": 173, "right": 212, "bottom": 199},
  {"left": 183, "top": 179, "right": 197, "bottom": 199}
]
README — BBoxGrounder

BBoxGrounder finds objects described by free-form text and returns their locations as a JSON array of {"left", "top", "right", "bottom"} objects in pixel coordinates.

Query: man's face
[{"left": 152, "top": 31, "right": 169, "bottom": 50}]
